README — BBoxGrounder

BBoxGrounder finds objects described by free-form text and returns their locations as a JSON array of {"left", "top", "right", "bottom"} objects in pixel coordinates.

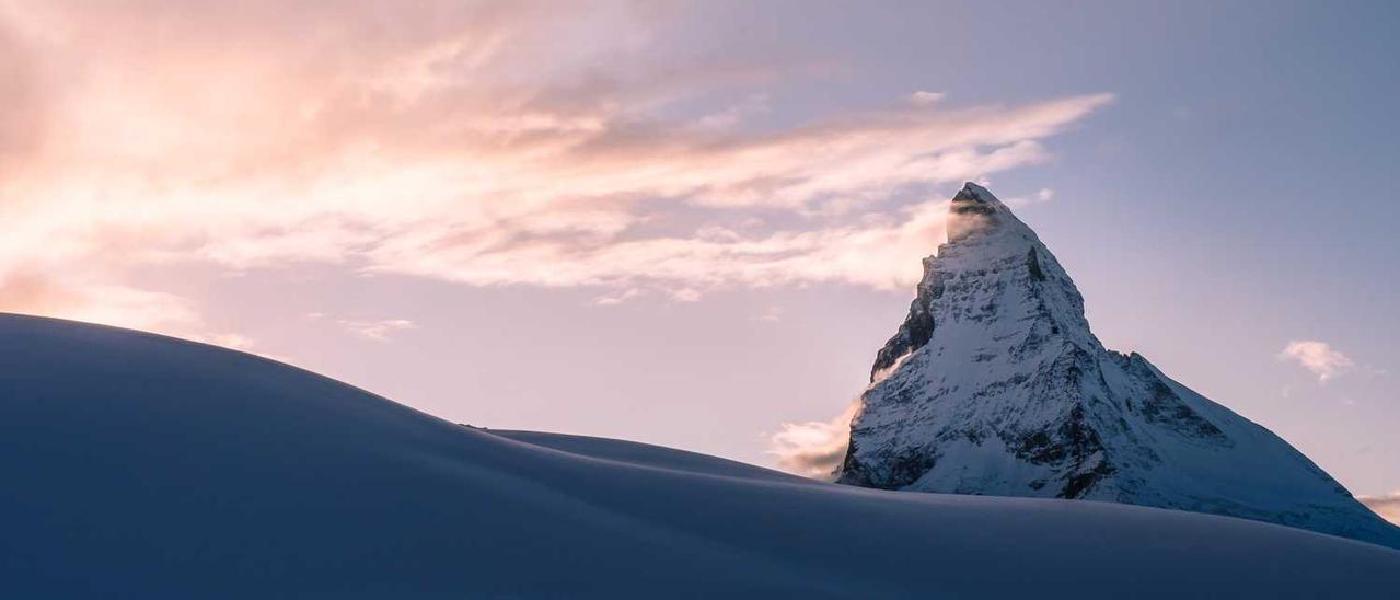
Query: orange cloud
[
  {"left": 769, "top": 401, "right": 860, "bottom": 480},
  {"left": 1360, "top": 493, "right": 1400, "bottom": 526}
]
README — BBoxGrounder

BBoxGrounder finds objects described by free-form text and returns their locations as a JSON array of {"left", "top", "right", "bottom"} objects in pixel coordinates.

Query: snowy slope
[
  {"left": 489, "top": 429, "right": 811, "bottom": 483},
  {"left": 1, "top": 313, "right": 1398, "bottom": 598},
  {"left": 838, "top": 183, "right": 1400, "bottom": 550}
]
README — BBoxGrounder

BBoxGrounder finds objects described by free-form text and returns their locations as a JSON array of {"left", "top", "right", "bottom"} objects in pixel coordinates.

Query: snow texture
[
  {"left": 0, "top": 312, "right": 1397, "bottom": 597},
  {"left": 838, "top": 183, "right": 1400, "bottom": 550}
]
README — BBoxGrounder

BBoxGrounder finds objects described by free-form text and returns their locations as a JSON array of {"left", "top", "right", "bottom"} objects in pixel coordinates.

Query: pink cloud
[
  {"left": 768, "top": 401, "right": 860, "bottom": 480},
  {"left": 337, "top": 319, "right": 417, "bottom": 342},
  {"left": 1280, "top": 341, "right": 1355, "bottom": 382},
  {"left": 0, "top": 1, "right": 1113, "bottom": 333}
]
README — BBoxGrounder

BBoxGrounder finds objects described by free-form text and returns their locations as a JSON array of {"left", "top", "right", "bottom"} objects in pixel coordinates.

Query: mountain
[
  {"left": 836, "top": 183, "right": 1400, "bottom": 549},
  {"left": 1, "top": 313, "right": 1397, "bottom": 597}
]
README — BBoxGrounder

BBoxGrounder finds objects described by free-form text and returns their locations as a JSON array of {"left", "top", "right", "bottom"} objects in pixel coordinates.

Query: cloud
[
  {"left": 908, "top": 91, "right": 946, "bottom": 105},
  {"left": 0, "top": 272, "right": 198, "bottom": 332},
  {"left": 1279, "top": 341, "right": 1355, "bottom": 382},
  {"left": 209, "top": 333, "right": 256, "bottom": 351},
  {"left": 1004, "top": 187, "right": 1055, "bottom": 208},
  {"left": 693, "top": 94, "right": 771, "bottom": 130},
  {"left": 338, "top": 319, "right": 417, "bottom": 342},
  {"left": 593, "top": 288, "right": 645, "bottom": 306},
  {"left": 768, "top": 401, "right": 859, "bottom": 480},
  {"left": 0, "top": 0, "right": 1112, "bottom": 333},
  {"left": 369, "top": 197, "right": 955, "bottom": 291},
  {"left": 669, "top": 288, "right": 703, "bottom": 302},
  {"left": 0, "top": 13, "right": 45, "bottom": 175},
  {"left": 0, "top": 269, "right": 253, "bottom": 349},
  {"left": 755, "top": 306, "right": 785, "bottom": 323},
  {"left": 1359, "top": 492, "right": 1400, "bottom": 526}
]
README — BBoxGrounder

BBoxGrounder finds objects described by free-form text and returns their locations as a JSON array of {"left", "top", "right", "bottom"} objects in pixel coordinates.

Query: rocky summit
[{"left": 837, "top": 182, "right": 1400, "bottom": 549}]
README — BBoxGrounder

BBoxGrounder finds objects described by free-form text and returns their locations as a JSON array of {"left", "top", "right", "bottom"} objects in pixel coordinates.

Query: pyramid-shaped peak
[
  {"left": 839, "top": 184, "right": 1400, "bottom": 550},
  {"left": 945, "top": 182, "right": 1025, "bottom": 244},
  {"left": 953, "top": 181, "right": 995, "bottom": 202}
]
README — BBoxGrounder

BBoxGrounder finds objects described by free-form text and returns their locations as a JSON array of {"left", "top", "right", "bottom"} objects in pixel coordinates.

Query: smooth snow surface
[
  {"left": 1, "top": 313, "right": 1397, "bottom": 598},
  {"left": 490, "top": 429, "right": 810, "bottom": 483}
]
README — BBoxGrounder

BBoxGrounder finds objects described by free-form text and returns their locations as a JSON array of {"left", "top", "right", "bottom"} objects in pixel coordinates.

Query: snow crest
[{"left": 0, "top": 313, "right": 1398, "bottom": 596}]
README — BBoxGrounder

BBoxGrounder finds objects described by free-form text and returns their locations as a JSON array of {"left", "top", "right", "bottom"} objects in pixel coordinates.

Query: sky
[{"left": 1, "top": 1, "right": 1397, "bottom": 508}]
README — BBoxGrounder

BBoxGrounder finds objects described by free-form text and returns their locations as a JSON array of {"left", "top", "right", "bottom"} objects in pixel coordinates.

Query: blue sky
[{"left": 1, "top": 1, "right": 1396, "bottom": 500}]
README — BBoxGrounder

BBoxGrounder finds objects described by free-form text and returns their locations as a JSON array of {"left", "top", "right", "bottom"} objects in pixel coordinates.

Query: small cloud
[
  {"left": 208, "top": 333, "right": 255, "bottom": 350},
  {"left": 305, "top": 311, "right": 326, "bottom": 320},
  {"left": 694, "top": 93, "right": 770, "bottom": 130},
  {"left": 1279, "top": 340, "right": 1355, "bottom": 382},
  {"left": 338, "top": 319, "right": 416, "bottom": 342},
  {"left": 593, "top": 288, "right": 644, "bottom": 306},
  {"left": 738, "top": 217, "right": 766, "bottom": 229},
  {"left": 1004, "top": 187, "right": 1055, "bottom": 208},
  {"left": 756, "top": 306, "right": 784, "bottom": 323},
  {"left": 908, "top": 91, "right": 946, "bottom": 106},
  {"left": 669, "top": 288, "right": 702, "bottom": 302},
  {"left": 768, "top": 401, "right": 858, "bottom": 480},
  {"left": 1359, "top": 492, "right": 1400, "bottom": 526},
  {"left": 593, "top": 286, "right": 703, "bottom": 305},
  {"left": 694, "top": 226, "right": 743, "bottom": 243}
]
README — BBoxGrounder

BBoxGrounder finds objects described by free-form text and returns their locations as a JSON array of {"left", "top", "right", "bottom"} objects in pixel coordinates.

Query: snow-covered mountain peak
[
  {"left": 839, "top": 184, "right": 1400, "bottom": 550},
  {"left": 868, "top": 183, "right": 1094, "bottom": 381},
  {"left": 946, "top": 181, "right": 1030, "bottom": 245},
  {"left": 946, "top": 182, "right": 1007, "bottom": 240}
]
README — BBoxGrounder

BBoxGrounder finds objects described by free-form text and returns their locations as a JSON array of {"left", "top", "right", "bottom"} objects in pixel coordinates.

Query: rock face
[{"left": 837, "top": 182, "right": 1400, "bottom": 549}]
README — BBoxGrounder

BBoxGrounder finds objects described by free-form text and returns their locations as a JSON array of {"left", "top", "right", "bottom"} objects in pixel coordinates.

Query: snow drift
[{"left": 1, "top": 313, "right": 1397, "bottom": 598}]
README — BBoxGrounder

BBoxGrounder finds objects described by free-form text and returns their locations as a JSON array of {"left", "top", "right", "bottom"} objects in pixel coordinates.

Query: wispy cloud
[
  {"left": 755, "top": 306, "right": 785, "bottom": 323},
  {"left": 337, "top": 319, "right": 417, "bottom": 342},
  {"left": 768, "top": 401, "right": 859, "bottom": 480},
  {"left": 908, "top": 91, "right": 946, "bottom": 106},
  {"left": 0, "top": 269, "right": 254, "bottom": 348},
  {"left": 337, "top": 317, "right": 417, "bottom": 341},
  {"left": 1359, "top": 492, "right": 1400, "bottom": 526},
  {"left": 593, "top": 288, "right": 645, "bottom": 306},
  {"left": 0, "top": 0, "right": 1112, "bottom": 334},
  {"left": 1279, "top": 341, "right": 1355, "bottom": 382},
  {"left": 1004, "top": 187, "right": 1055, "bottom": 208}
]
